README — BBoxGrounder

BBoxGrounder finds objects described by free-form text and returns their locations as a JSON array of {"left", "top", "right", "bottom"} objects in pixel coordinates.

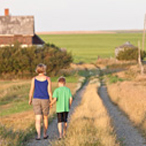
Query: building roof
[
  {"left": 0, "top": 16, "right": 34, "bottom": 36},
  {"left": 32, "top": 34, "right": 45, "bottom": 45},
  {"left": 116, "top": 42, "right": 136, "bottom": 49}
]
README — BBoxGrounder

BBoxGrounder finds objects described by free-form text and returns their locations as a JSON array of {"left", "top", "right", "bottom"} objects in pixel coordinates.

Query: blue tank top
[{"left": 33, "top": 78, "right": 49, "bottom": 99}]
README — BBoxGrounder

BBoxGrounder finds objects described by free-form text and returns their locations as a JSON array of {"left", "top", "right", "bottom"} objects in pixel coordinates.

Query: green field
[{"left": 39, "top": 33, "right": 145, "bottom": 63}]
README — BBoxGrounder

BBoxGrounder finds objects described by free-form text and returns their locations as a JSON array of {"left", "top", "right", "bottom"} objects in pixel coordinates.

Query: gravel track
[
  {"left": 99, "top": 85, "right": 146, "bottom": 146},
  {"left": 27, "top": 82, "right": 88, "bottom": 146}
]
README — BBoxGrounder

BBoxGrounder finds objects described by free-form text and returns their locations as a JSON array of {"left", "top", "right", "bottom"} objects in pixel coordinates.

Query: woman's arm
[
  {"left": 29, "top": 78, "right": 35, "bottom": 105},
  {"left": 47, "top": 77, "right": 53, "bottom": 102},
  {"left": 50, "top": 98, "right": 57, "bottom": 106}
]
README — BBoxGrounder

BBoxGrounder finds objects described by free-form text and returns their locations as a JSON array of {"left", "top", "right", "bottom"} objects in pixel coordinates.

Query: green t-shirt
[{"left": 53, "top": 86, "right": 72, "bottom": 113}]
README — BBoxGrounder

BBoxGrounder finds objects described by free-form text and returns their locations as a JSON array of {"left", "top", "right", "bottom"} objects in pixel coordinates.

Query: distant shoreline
[{"left": 36, "top": 30, "right": 143, "bottom": 35}]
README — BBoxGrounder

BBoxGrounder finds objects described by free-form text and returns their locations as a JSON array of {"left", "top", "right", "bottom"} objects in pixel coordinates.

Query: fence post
[{"left": 138, "top": 41, "right": 144, "bottom": 75}]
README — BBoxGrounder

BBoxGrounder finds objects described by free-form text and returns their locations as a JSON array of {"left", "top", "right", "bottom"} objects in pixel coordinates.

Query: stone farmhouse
[
  {"left": 0, "top": 9, "right": 45, "bottom": 47},
  {"left": 115, "top": 41, "right": 137, "bottom": 57}
]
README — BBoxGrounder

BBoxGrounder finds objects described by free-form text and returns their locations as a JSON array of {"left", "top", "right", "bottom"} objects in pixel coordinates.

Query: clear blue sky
[{"left": 0, "top": 0, "right": 146, "bottom": 32}]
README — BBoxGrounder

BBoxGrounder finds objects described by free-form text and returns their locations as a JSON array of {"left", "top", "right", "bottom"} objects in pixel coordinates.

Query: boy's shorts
[
  {"left": 57, "top": 112, "right": 69, "bottom": 123},
  {"left": 32, "top": 99, "right": 49, "bottom": 116}
]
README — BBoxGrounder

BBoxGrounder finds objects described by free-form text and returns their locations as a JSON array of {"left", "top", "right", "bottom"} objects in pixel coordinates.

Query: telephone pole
[
  {"left": 138, "top": 41, "right": 144, "bottom": 75},
  {"left": 142, "top": 14, "right": 146, "bottom": 51}
]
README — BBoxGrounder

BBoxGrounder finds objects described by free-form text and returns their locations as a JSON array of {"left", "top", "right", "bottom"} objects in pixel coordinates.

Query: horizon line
[{"left": 36, "top": 29, "right": 143, "bottom": 35}]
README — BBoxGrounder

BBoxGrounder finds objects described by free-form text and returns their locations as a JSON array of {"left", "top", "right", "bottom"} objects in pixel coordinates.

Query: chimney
[{"left": 5, "top": 9, "right": 9, "bottom": 16}]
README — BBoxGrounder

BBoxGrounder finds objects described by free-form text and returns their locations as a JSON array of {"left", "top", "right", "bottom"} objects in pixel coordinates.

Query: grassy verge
[
  {"left": 52, "top": 78, "right": 119, "bottom": 146},
  {"left": 106, "top": 69, "right": 146, "bottom": 137},
  {"left": 0, "top": 79, "right": 77, "bottom": 146},
  {"left": 51, "top": 76, "right": 78, "bottom": 83},
  {"left": 106, "top": 74, "right": 125, "bottom": 84},
  {"left": 0, "top": 105, "right": 56, "bottom": 146},
  {"left": 0, "top": 83, "right": 57, "bottom": 116}
]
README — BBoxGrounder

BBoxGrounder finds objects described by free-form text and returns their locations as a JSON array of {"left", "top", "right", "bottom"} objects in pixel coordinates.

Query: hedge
[
  {"left": 116, "top": 48, "right": 146, "bottom": 61},
  {"left": 0, "top": 43, "right": 73, "bottom": 78}
]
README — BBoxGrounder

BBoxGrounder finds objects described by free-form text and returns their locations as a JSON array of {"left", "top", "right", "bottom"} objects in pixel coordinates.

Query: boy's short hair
[
  {"left": 58, "top": 76, "right": 66, "bottom": 84},
  {"left": 36, "top": 63, "right": 46, "bottom": 74}
]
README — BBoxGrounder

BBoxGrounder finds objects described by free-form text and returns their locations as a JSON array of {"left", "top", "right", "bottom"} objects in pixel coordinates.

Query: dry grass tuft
[
  {"left": 96, "top": 58, "right": 136, "bottom": 69},
  {"left": 70, "top": 63, "right": 97, "bottom": 70},
  {"left": 52, "top": 79, "right": 119, "bottom": 146},
  {"left": 107, "top": 70, "right": 146, "bottom": 137}
]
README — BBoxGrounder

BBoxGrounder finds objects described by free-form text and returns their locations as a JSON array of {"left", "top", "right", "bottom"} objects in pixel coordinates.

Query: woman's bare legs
[
  {"left": 35, "top": 115, "right": 42, "bottom": 139},
  {"left": 43, "top": 115, "right": 48, "bottom": 137}
]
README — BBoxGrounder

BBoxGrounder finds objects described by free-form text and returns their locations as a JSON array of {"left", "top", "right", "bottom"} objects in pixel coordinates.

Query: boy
[{"left": 50, "top": 76, "right": 73, "bottom": 139}]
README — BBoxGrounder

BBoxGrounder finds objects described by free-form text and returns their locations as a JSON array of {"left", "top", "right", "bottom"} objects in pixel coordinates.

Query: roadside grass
[
  {"left": 0, "top": 79, "right": 77, "bottom": 146},
  {"left": 107, "top": 74, "right": 125, "bottom": 84},
  {"left": 0, "top": 83, "right": 57, "bottom": 117},
  {"left": 78, "top": 69, "right": 99, "bottom": 78},
  {"left": 51, "top": 76, "right": 78, "bottom": 83},
  {"left": 52, "top": 78, "right": 119, "bottom": 146},
  {"left": 106, "top": 66, "right": 146, "bottom": 137},
  {"left": 0, "top": 106, "right": 56, "bottom": 146},
  {"left": 0, "top": 122, "right": 36, "bottom": 146},
  {"left": 39, "top": 33, "right": 144, "bottom": 63}
]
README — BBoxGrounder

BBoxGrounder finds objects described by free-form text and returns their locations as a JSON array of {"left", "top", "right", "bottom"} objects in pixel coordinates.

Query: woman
[{"left": 29, "top": 63, "right": 52, "bottom": 140}]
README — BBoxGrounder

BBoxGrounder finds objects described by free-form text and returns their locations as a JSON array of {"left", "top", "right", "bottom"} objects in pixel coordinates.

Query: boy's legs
[
  {"left": 57, "top": 113, "right": 63, "bottom": 138},
  {"left": 62, "top": 112, "right": 68, "bottom": 137},
  {"left": 63, "top": 122, "right": 67, "bottom": 136},
  {"left": 57, "top": 112, "right": 69, "bottom": 138},
  {"left": 58, "top": 122, "right": 63, "bottom": 138},
  {"left": 35, "top": 115, "right": 42, "bottom": 139}
]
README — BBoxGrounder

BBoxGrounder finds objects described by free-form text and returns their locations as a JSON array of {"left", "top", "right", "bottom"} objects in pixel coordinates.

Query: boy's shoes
[
  {"left": 35, "top": 138, "right": 41, "bottom": 140},
  {"left": 43, "top": 135, "right": 49, "bottom": 139}
]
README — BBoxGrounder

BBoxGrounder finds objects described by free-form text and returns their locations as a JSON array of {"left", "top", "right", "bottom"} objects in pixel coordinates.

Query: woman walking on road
[{"left": 29, "top": 63, "right": 52, "bottom": 140}]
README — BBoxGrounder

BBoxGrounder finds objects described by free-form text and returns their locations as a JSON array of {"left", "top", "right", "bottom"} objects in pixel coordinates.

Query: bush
[
  {"left": 108, "top": 75, "right": 125, "bottom": 84},
  {"left": 0, "top": 43, "right": 73, "bottom": 78},
  {"left": 116, "top": 48, "right": 146, "bottom": 61}
]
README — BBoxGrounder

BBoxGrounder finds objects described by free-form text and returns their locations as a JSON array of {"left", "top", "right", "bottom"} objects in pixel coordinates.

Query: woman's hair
[
  {"left": 35, "top": 63, "right": 46, "bottom": 74},
  {"left": 58, "top": 76, "right": 66, "bottom": 84}
]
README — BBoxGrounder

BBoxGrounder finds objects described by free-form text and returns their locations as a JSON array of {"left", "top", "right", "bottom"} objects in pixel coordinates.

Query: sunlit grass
[
  {"left": 39, "top": 33, "right": 144, "bottom": 63},
  {"left": 106, "top": 66, "right": 146, "bottom": 137}
]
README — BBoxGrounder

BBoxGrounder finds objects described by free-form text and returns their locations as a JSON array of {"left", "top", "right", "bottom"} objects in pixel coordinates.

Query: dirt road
[{"left": 99, "top": 84, "right": 146, "bottom": 146}]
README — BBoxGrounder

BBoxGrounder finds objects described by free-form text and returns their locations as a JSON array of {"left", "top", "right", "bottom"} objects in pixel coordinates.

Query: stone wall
[{"left": 0, "top": 36, "right": 32, "bottom": 46}]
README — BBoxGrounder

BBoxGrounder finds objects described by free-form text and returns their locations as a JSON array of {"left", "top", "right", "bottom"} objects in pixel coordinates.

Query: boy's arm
[
  {"left": 69, "top": 88, "right": 73, "bottom": 108},
  {"left": 29, "top": 78, "right": 35, "bottom": 105},
  {"left": 69, "top": 97, "right": 73, "bottom": 108},
  {"left": 47, "top": 77, "right": 53, "bottom": 102}
]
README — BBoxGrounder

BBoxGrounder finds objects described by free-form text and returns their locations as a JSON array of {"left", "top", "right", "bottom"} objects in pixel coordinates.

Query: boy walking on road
[{"left": 50, "top": 76, "right": 73, "bottom": 139}]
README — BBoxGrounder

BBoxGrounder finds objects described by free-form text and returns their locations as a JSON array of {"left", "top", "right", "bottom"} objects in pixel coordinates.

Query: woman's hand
[
  {"left": 49, "top": 102, "right": 53, "bottom": 108},
  {"left": 29, "top": 99, "right": 32, "bottom": 105}
]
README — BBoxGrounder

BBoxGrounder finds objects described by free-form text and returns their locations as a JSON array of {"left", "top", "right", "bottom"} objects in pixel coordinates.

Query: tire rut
[{"left": 99, "top": 85, "right": 146, "bottom": 146}]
